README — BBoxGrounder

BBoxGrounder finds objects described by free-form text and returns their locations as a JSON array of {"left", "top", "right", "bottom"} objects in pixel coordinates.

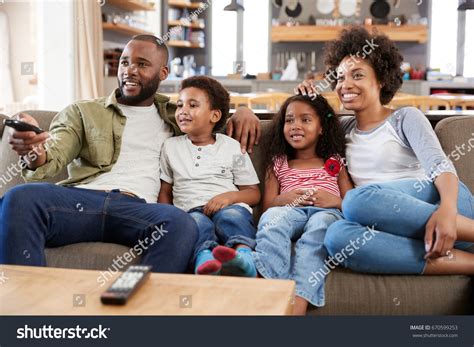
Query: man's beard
[{"left": 118, "top": 77, "right": 160, "bottom": 105}]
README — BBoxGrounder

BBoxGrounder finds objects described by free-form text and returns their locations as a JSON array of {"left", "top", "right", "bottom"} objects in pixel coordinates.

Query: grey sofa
[{"left": 1, "top": 111, "right": 473, "bottom": 315}]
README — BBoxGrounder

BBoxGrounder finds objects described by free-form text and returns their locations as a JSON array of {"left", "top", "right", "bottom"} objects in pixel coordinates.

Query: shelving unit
[
  {"left": 102, "top": 22, "right": 153, "bottom": 36},
  {"left": 168, "top": 40, "right": 204, "bottom": 48},
  {"left": 167, "top": 0, "right": 205, "bottom": 10},
  {"left": 271, "top": 25, "right": 428, "bottom": 44},
  {"left": 168, "top": 19, "right": 205, "bottom": 29},
  {"left": 106, "top": 0, "right": 155, "bottom": 12}
]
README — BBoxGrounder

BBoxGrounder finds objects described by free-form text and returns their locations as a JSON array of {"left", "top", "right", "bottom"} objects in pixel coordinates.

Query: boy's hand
[{"left": 203, "top": 192, "right": 236, "bottom": 216}]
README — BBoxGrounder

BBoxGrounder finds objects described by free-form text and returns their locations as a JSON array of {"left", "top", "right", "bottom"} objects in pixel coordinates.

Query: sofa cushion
[
  {"left": 308, "top": 267, "right": 473, "bottom": 315},
  {"left": 45, "top": 242, "right": 140, "bottom": 271}
]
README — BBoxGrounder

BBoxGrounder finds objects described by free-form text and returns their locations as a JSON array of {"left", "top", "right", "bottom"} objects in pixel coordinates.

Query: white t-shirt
[
  {"left": 160, "top": 133, "right": 260, "bottom": 212},
  {"left": 77, "top": 103, "right": 173, "bottom": 202}
]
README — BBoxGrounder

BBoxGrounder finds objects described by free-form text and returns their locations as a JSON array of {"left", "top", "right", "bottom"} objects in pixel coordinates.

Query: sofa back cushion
[{"left": 435, "top": 116, "right": 474, "bottom": 193}]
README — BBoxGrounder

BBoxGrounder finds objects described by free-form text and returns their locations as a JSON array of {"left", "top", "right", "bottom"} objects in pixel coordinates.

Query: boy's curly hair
[
  {"left": 180, "top": 76, "right": 230, "bottom": 132},
  {"left": 262, "top": 94, "right": 346, "bottom": 177},
  {"left": 324, "top": 26, "right": 403, "bottom": 105}
]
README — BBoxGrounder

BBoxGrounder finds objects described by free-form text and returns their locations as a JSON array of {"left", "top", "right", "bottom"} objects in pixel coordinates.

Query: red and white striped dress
[{"left": 273, "top": 155, "right": 342, "bottom": 197}]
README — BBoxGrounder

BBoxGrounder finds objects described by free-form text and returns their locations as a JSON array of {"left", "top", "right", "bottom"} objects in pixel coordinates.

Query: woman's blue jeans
[
  {"left": 189, "top": 204, "right": 257, "bottom": 262},
  {"left": 324, "top": 179, "right": 474, "bottom": 274},
  {"left": 253, "top": 206, "right": 343, "bottom": 307}
]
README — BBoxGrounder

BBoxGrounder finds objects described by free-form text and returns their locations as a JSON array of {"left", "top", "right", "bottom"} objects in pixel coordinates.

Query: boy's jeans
[
  {"left": 0, "top": 183, "right": 198, "bottom": 273},
  {"left": 325, "top": 179, "right": 474, "bottom": 274},
  {"left": 189, "top": 204, "right": 256, "bottom": 262},
  {"left": 253, "top": 206, "right": 343, "bottom": 307}
]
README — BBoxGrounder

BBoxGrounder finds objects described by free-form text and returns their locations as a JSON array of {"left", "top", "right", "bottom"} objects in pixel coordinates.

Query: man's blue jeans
[
  {"left": 324, "top": 179, "right": 474, "bottom": 274},
  {"left": 0, "top": 183, "right": 198, "bottom": 273},
  {"left": 188, "top": 204, "right": 257, "bottom": 262}
]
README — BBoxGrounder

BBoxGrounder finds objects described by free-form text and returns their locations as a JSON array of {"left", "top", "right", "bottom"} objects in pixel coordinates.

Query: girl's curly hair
[
  {"left": 262, "top": 94, "right": 346, "bottom": 177},
  {"left": 324, "top": 25, "right": 404, "bottom": 105}
]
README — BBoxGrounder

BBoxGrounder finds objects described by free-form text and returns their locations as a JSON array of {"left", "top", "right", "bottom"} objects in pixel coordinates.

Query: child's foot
[
  {"left": 195, "top": 250, "right": 222, "bottom": 275},
  {"left": 212, "top": 246, "right": 257, "bottom": 277}
]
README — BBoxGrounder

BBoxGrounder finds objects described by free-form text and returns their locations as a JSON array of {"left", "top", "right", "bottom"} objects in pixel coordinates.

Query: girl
[
  {"left": 296, "top": 26, "right": 474, "bottom": 277},
  {"left": 253, "top": 94, "right": 353, "bottom": 315},
  {"left": 159, "top": 76, "right": 260, "bottom": 277}
]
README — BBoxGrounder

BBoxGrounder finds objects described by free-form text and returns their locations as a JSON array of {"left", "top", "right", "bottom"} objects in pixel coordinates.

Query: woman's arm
[
  {"left": 338, "top": 165, "right": 354, "bottom": 198},
  {"left": 424, "top": 172, "right": 459, "bottom": 259},
  {"left": 157, "top": 180, "right": 173, "bottom": 204}
]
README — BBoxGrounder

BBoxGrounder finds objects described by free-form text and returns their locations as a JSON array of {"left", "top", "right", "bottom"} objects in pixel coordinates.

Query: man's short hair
[{"left": 130, "top": 34, "right": 169, "bottom": 64}]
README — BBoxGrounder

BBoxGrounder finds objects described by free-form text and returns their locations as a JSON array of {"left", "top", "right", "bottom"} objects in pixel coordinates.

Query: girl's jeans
[
  {"left": 253, "top": 206, "right": 343, "bottom": 307},
  {"left": 324, "top": 179, "right": 474, "bottom": 274}
]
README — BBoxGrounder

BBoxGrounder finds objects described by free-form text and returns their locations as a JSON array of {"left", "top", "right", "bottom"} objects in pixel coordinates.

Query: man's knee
[
  {"left": 155, "top": 204, "right": 198, "bottom": 243},
  {"left": 3, "top": 183, "right": 53, "bottom": 211}
]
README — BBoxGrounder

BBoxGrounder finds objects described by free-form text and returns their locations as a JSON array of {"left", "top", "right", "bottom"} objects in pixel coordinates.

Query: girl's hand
[
  {"left": 203, "top": 192, "right": 236, "bottom": 216},
  {"left": 312, "top": 189, "right": 342, "bottom": 209},
  {"left": 294, "top": 79, "right": 318, "bottom": 97},
  {"left": 424, "top": 206, "right": 457, "bottom": 260},
  {"left": 272, "top": 189, "right": 315, "bottom": 207}
]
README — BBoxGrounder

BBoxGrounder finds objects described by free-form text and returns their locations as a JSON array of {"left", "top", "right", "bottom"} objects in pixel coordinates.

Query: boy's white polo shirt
[{"left": 160, "top": 133, "right": 260, "bottom": 213}]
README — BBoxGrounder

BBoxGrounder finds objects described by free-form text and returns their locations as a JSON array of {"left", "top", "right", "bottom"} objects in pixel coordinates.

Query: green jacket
[{"left": 22, "top": 89, "right": 180, "bottom": 185}]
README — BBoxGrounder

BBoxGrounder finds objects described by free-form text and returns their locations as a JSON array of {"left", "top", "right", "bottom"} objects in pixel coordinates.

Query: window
[
  {"left": 211, "top": 0, "right": 269, "bottom": 76},
  {"left": 464, "top": 10, "right": 474, "bottom": 77},
  {"left": 429, "top": 0, "right": 458, "bottom": 75}
]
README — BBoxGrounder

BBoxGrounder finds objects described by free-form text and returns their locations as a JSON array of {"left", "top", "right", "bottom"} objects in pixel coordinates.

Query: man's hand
[
  {"left": 227, "top": 107, "right": 261, "bottom": 154},
  {"left": 424, "top": 206, "right": 457, "bottom": 260},
  {"left": 7, "top": 113, "right": 49, "bottom": 168},
  {"left": 203, "top": 192, "right": 236, "bottom": 216}
]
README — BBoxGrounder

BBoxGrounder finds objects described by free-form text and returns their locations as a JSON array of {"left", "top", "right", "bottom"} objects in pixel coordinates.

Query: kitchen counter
[{"left": 103, "top": 76, "right": 474, "bottom": 96}]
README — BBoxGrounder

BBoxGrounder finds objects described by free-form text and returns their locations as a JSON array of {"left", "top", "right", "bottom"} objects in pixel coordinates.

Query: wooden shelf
[
  {"left": 106, "top": 0, "right": 155, "bottom": 11},
  {"left": 168, "top": 0, "right": 205, "bottom": 10},
  {"left": 168, "top": 19, "right": 204, "bottom": 29},
  {"left": 168, "top": 40, "right": 204, "bottom": 48},
  {"left": 271, "top": 25, "right": 428, "bottom": 43},
  {"left": 102, "top": 22, "right": 153, "bottom": 36}
]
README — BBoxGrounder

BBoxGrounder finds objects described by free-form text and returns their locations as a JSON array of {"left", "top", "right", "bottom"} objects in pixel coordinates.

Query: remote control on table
[{"left": 100, "top": 265, "right": 152, "bottom": 305}]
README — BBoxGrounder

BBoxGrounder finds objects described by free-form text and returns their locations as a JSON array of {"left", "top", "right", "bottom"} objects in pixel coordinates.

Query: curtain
[
  {"left": 74, "top": 0, "right": 104, "bottom": 100},
  {"left": 0, "top": 11, "right": 15, "bottom": 109}
]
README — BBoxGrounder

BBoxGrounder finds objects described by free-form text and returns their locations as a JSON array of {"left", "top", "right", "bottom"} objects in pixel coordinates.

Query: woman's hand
[
  {"left": 312, "top": 189, "right": 342, "bottom": 209},
  {"left": 294, "top": 79, "right": 318, "bottom": 97},
  {"left": 272, "top": 189, "right": 315, "bottom": 207},
  {"left": 203, "top": 192, "right": 236, "bottom": 216},
  {"left": 227, "top": 107, "right": 261, "bottom": 154},
  {"left": 424, "top": 206, "right": 458, "bottom": 260}
]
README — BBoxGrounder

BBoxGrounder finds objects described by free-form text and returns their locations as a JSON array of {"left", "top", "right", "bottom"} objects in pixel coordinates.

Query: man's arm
[{"left": 227, "top": 107, "right": 261, "bottom": 154}]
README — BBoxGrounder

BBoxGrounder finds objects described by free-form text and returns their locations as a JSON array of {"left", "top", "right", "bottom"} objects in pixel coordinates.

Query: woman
[{"left": 296, "top": 26, "right": 474, "bottom": 275}]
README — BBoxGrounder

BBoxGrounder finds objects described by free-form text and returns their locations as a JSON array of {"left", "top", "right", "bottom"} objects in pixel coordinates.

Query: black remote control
[
  {"left": 100, "top": 265, "right": 152, "bottom": 305},
  {"left": 3, "top": 119, "right": 44, "bottom": 134}
]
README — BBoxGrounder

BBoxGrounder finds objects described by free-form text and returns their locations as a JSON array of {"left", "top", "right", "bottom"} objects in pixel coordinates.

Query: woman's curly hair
[
  {"left": 262, "top": 94, "right": 346, "bottom": 177},
  {"left": 180, "top": 76, "right": 230, "bottom": 132},
  {"left": 324, "top": 25, "right": 404, "bottom": 105}
]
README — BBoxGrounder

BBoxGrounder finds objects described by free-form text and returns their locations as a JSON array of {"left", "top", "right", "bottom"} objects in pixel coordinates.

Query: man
[{"left": 0, "top": 35, "right": 260, "bottom": 273}]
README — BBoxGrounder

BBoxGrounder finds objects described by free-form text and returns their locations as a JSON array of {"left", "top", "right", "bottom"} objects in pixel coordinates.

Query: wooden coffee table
[{"left": 0, "top": 265, "right": 295, "bottom": 315}]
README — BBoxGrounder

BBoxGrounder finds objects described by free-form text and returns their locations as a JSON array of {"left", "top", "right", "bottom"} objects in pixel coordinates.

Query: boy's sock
[
  {"left": 212, "top": 245, "right": 257, "bottom": 277},
  {"left": 195, "top": 249, "right": 222, "bottom": 275}
]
